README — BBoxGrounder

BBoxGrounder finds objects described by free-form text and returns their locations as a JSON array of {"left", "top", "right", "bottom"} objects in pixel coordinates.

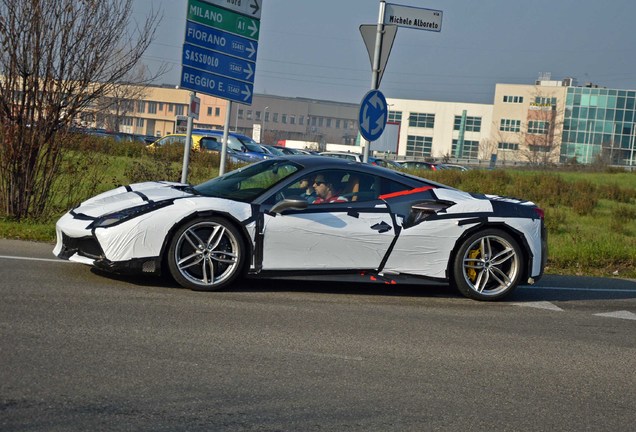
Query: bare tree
[{"left": 0, "top": 0, "right": 163, "bottom": 220}]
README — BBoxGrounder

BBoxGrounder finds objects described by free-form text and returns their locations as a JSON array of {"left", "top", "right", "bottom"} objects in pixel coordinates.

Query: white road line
[
  {"left": 513, "top": 301, "right": 563, "bottom": 311},
  {"left": 593, "top": 311, "right": 636, "bottom": 321},
  {"left": 0, "top": 255, "right": 72, "bottom": 263},
  {"left": 520, "top": 286, "right": 636, "bottom": 294}
]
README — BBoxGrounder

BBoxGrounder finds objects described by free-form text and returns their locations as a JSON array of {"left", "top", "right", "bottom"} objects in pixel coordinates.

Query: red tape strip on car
[{"left": 379, "top": 186, "right": 434, "bottom": 200}]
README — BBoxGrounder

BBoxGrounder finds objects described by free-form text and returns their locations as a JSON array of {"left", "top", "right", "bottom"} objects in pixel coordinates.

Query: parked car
[
  {"left": 436, "top": 163, "right": 470, "bottom": 171},
  {"left": 53, "top": 156, "right": 546, "bottom": 301},
  {"left": 150, "top": 132, "right": 271, "bottom": 160},
  {"left": 320, "top": 151, "right": 383, "bottom": 165},
  {"left": 397, "top": 160, "right": 438, "bottom": 171},
  {"left": 148, "top": 134, "right": 258, "bottom": 164},
  {"left": 373, "top": 159, "right": 403, "bottom": 170},
  {"left": 192, "top": 129, "right": 272, "bottom": 160}
]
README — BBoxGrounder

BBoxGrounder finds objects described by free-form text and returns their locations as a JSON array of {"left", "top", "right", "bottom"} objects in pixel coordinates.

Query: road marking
[
  {"left": 0, "top": 255, "right": 71, "bottom": 263},
  {"left": 593, "top": 311, "right": 636, "bottom": 321},
  {"left": 520, "top": 286, "right": 636, "bottom": 294},
  {"left": 513, "top": 301, "right": 563, "bottom": 311}
]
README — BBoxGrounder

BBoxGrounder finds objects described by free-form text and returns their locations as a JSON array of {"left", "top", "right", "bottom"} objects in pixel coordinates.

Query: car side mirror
[{"left": 270, "top": 199, "right": 308, "bottom": 214}]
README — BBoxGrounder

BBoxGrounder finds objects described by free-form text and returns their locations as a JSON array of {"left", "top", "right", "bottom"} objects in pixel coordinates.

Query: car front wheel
[
  {"left": 168, "top": 217, "right": 244, "bottom": 291},
  {"left": 452, "top": 229, "right": 523, "bottom": 300}
]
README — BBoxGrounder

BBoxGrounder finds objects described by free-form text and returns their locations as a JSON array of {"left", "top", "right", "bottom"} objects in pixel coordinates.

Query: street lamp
[{"left": 261, "top": 106, "right": 269, "bottom": 143}]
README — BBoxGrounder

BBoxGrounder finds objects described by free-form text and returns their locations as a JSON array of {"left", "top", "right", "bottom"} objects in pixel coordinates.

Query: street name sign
[
  {"left": 359, "top": 89, "right": 388, "bottom": 142},
  {"left": 180, "top": 0, "right": 262, "bottom": 105},
  {"left": 384, "top": 3, "right": 443, "bottom": 32}
]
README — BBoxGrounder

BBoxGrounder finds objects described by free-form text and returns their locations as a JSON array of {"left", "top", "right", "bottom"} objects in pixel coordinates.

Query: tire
[
  {"left": 167, "top": 217, "right": 245, "bottom": 291},
  {"left": 452, "top": 228, "right": 524, "bottom": 300}
]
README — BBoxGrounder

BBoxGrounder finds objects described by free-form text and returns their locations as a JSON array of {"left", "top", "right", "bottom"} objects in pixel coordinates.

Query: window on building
[
  {"left": 238, "top": 109, "right": 244, "bottom": 119},
  {"left": 158, "top": 102, "right": 164, "bottom": 111},
  {"left": 207, "top": 107, "right": 212, "bottom": 116},
  {"left": 299, "top": 115, "right": 304, "bottom": 125},
  {"left": 215, "top": 107, "right": 220, "bottom": 116},
  {"left": 453, "top": 115, "right": 482, "bottom": 132},
  {"left": 406, "top": 135, "right": 433, "bottom": 157},
  {"left": 137, "top": 101, "right": 145, "bottom": 113},
  {"left": 336, "top": 119, "right": 341, "bottom": 129},
  {"left": 318, "top": 117, "right": 324, "bottom": 127},
  {"left": 273, "top": 113, "right": 279, "bottom": 123},
  {"left": 408, "top": 112, "right": 435, "bottom": 128},
  {"left": 388, "top": 111, "right": 402, "bottom": 123},
  {"left": 326, "top": 118, "right": 332, "bottom": 128},
  {"left": 136, "top": 118, "right": 144, "bottom": 127},
  {"left": 256, "top": 111, "right": 261, "bottom": 120},
  {"left": 311, "top": 117, "right": 317, "bottom": 126},
  {"left": 451, "top": 139, "right": 479, "bottom": 159},
  {"left": 498, "top": 142, "right": 519, "bottom": 151},
  {"left": 246, "top": 110, "right": 252, "bottom": 120},
  {"left": 264, "top": 112, "right": 270, "bottom": 122},
  {"left": 282, "top": 114, "right": 287, "bottom": 124},
  {"left": 503, "top": 95, "right": 524, "bottom": 103},
  {"left": 534, "top": 96, "right": 557, "bottom": 106},
  {"left": 528, "top": 120, "right": 550, "bottom": 134},
  {"left": 290, "top": 115, "right": 296, "bottom": 125},
  {"left": 168, "top": 103, "right": 174, "bottom": 112},
  {"left": 175, "top": 105, "right": 184, "bottom": 116},
  {"left": 121, "top": 117, "right": 133, "bottom": 126},
  {"left": 148, "top": 102, "right": 157, "bottom": 114},
  {"left": 499, "top": 119, "right": 521, "bottom": 132}
]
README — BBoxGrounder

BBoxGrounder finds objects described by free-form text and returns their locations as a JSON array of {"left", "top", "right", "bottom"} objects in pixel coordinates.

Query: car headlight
[{"left": 89, "top": 200, "right": 173, "bottom": 229}]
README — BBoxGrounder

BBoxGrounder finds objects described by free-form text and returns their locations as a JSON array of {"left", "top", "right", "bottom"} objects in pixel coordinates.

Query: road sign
[
  {"left": 188, "top": 0, "right": 260, "bottom": 40},
  {"left": 185, "top": 20, "right": 257, "bottom": 62},
  {"left": 182, "top": 65, "right": 253, "bottom": 103},
  {"left": 358, "top": 90, "right": 388, "bottom": 142},
  {"left": 180, "top": 0, "right": 262, "bottom": 105},
  {"left": 359, "top": 24, "right": 397, "bottom": 88},
  {"left": 199, "top": 0, "right": 262, "bottom": 19},
  {"left": 384, "top": 3, "right": 443, "bottom": 32},
  {"left": 182, "top": 43, "right": 254, "bottom": 83}
]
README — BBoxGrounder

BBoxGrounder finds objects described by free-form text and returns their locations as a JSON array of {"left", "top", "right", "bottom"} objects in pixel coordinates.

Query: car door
[{"left": 259, "top": 170, "right": 400, "bottom": 271}]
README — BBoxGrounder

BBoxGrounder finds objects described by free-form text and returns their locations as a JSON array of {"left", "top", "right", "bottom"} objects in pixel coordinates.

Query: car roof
[{"left": 265, "top": 155, "right": 436, "bottom": 185}]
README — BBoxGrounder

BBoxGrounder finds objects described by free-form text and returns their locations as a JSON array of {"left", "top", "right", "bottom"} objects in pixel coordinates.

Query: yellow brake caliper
[{"left": 466, "top": 248, "right": 481, "bottom": 282}]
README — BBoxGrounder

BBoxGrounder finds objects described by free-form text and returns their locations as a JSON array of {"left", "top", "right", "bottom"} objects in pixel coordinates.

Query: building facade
[
  {"left": 385, "top": 99, "right": 493, "bottom": 161},
  {"left": 88, "top": 77, "right": 636, "bottom": 167}
]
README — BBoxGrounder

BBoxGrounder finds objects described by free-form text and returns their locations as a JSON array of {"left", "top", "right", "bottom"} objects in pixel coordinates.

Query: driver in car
[{"left": 312, "top": 174, "right": 348, "bottom": 204}]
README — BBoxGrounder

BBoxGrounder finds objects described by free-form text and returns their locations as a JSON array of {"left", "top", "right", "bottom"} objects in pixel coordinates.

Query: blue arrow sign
[
  {"left": 358, "top": 89, "right": 388, "bottom": 142},
  {"left": 185, "top": 20, "right": 258, "bottom": 62},
  {"left": 181, "top": 65, "right": 253, "bottom": 104},
  {"left": 182, "top": 43, "right": 254, "bottom": 83}
]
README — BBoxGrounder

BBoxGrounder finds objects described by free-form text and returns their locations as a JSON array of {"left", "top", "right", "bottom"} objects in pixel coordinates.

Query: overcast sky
[{"left": 130, "top": 0, "right": 636, "bottom": 105}]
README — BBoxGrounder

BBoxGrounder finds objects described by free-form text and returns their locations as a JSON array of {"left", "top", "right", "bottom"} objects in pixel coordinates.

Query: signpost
[
  {"left": 360, "top": 1, "right": 442, "bottom": 163},
  {"left": 179, "top": 0, "right": 263, "bottom": 178}
]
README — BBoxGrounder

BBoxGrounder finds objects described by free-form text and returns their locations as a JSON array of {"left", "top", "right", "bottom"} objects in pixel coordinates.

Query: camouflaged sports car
[{"left": 54, "top": 156, "right": 546, "bottom": 300}]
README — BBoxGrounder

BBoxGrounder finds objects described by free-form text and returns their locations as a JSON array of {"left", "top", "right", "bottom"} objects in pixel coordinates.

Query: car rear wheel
[
  {"left": 452, "top": 229, "right": 523, "bottom": 300},
  {"left": 168, "top": 217, "right": 244, "bottom": 291}
]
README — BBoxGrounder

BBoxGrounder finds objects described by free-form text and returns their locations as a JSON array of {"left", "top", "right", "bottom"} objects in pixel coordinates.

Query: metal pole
[
  {"left": 629, "top": 123, "right": 636, "bottom": 171},
  {"left": 219, "top": 100, "right": 232, "bottom": 176},
  {"left": 262, "top": 106, "right": 269, "bottom": 143},
  {"left": 180, "top": 92, "right": 195, "bottom": 184},
  {"left": 363, "top": 0, "right": 386, "bottom": 164}
]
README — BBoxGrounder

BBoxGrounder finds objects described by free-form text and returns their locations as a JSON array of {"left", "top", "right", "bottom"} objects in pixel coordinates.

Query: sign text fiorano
[{"left": 386, "top": 14, "right": 439, "bottom": 30}]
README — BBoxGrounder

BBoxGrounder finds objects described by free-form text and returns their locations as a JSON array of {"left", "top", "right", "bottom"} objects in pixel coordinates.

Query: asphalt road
[{"left": 1, "top": 239, "right": 635, "bottom": 431}]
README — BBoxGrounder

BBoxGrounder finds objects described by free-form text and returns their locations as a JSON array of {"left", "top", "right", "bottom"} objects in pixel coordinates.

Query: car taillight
[{"left": 534, "top": 207, "right": 545, "bottom": 219}]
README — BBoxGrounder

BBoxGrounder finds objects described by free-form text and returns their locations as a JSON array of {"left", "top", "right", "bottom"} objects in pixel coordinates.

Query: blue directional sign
[
  {"left": 180, "top": 0, "right": 261, "bottom": 105},
  {"left": 182, "top": 65, "right": 253, "bottom": 103},
  {"left": 185, "top": 20, "right": 258, "bottom": 62},
  {"left": 358, "top": 89, "right": 388, "bottom": 142}
]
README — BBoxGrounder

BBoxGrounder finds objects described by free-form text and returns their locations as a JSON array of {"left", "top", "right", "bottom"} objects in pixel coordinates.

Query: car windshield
[
  {"left": 194, "top": 159, "right": 301, "bottom": 201},
  {"left": 244, "top": 142, "right": 265, "bottom": 152},
  {"left": 265, "top": 146, "right": 286, "bottom": 156}
]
